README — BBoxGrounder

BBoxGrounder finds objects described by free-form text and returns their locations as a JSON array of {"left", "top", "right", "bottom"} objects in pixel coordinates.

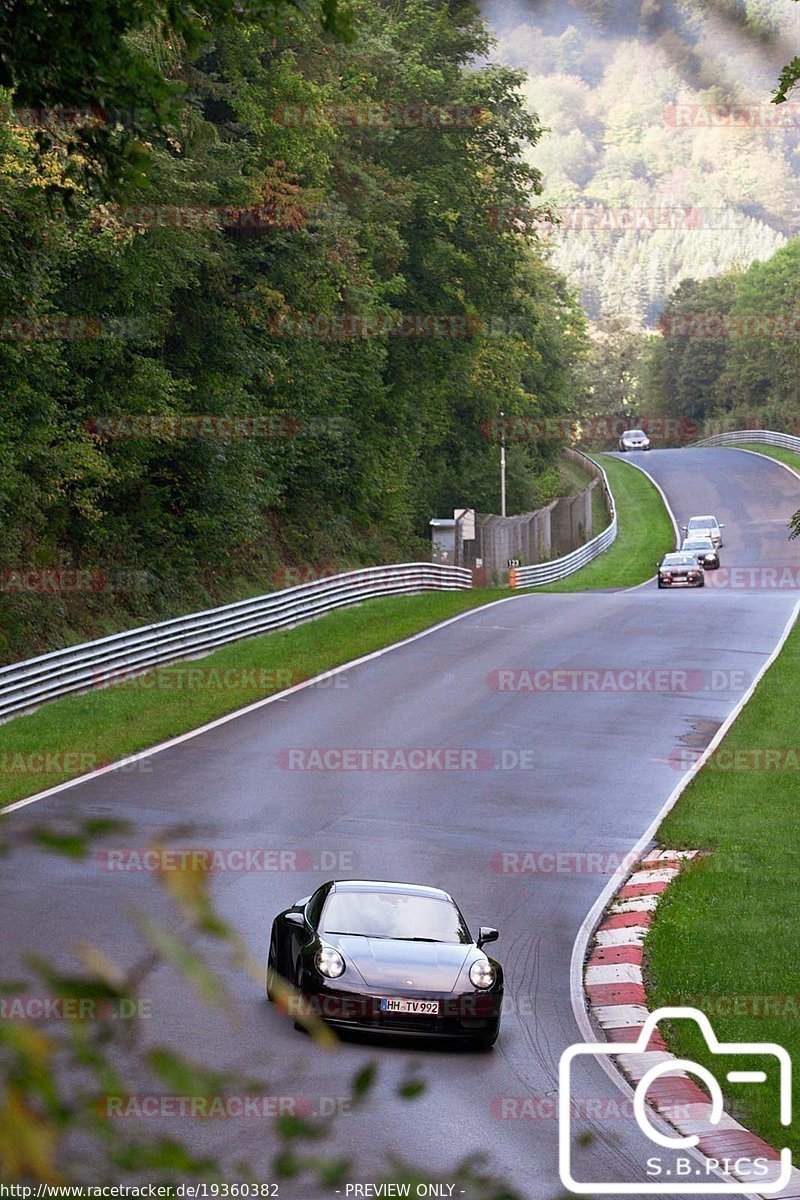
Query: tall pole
[{"left": 499, "top": 410, "right": 507, "bottom": 517}]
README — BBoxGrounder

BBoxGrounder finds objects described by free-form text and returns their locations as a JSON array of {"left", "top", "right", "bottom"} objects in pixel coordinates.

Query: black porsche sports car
[{"left": 267, "top": 879, "right": 503, "bottom": 1047}]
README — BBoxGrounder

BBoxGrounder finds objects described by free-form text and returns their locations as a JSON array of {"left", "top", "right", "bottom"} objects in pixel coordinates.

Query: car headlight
[
  {"left": 705, "top": 555, "right": 715, "bottom": 562},
  {"left": 315, "top": 947, "right": 345, "bottom": 979},
  {"left": 469, "top": 958, "right": 496, "bottom": 989}
]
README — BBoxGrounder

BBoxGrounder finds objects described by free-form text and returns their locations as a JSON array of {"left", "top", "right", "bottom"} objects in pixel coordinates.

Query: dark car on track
[
  {"left": 681, "top": 536, "right": 720, "bottom": 569},
  {"left": 267, "top": 879, "right": 503, "bottom": 1048},
  {"left": 656, "top": 552, "right": 705, "bottom": 588}
]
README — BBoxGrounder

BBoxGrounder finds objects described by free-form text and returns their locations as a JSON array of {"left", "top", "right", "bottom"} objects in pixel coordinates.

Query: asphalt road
[{"left": 2, "top": 447, "right": 799, "bottom": 1199}]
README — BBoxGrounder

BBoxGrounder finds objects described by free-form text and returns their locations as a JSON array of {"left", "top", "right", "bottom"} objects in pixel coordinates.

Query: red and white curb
[{"left": 584, "top": 849, "right": 799, "bottom": 1198}]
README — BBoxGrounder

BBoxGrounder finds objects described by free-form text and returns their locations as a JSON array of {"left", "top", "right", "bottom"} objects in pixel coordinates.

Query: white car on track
[
  {"left": 618, "top": 428, "right": 651, "bottom": 451},
  {"left": 682, "top": 514, "right": 724, "bottom": 548}
]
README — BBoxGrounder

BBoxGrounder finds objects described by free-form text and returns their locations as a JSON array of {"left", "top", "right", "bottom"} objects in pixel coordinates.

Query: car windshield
[
  {"left": 683, "top": 540, "right": 713, "bottom": 550},
  {"left": 626, "top": 430, "right": 645, "bottom": 438},
  {"left": 663, "top": 555, "right": 694, "bottom": 566},
  {"left": 688, "top": 518, "right": 716, "bottom": 529},
  {"left": 319, "top": 890, "right": 471, "bottom": 943}
]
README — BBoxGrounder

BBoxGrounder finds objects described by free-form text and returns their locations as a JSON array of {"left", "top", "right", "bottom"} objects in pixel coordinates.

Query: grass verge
[
  {"left": 535, "top": 453, "right": 675, "bottom": 592},
  {"left": 645, "top": 604, "right": 800, "bottom": 1156},
  {"left": 0, "top": 588, "right": 509, "bottom": 811},
  {"left": 732, "top": 442, "right": 800, "bottom": 476}
]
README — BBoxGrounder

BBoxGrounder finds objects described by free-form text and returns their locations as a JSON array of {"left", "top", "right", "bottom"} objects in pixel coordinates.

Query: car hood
[{"left": 328, "top": 936, "right": 472, "bottom": 991}]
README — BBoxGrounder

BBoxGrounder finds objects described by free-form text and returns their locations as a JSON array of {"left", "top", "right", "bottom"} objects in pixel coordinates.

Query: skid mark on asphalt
[{"left": 676, "top": 717, "right": 723, "bottom": 751}]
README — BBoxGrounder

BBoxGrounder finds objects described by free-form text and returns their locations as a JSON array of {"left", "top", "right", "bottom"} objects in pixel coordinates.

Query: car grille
[{"left": 377, "top": 1013, "right": 441, "bottom": 1033}]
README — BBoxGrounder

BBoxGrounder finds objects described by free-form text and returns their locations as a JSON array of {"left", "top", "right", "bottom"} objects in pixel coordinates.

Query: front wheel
[
  {"left": 266, "top": 926, "right": 285, "bottom": 1001},
  {"left": 698, "top": 578, "right": 705, "bottom": 588},
  {"left": 657, "top": 579, "right": 664, "bottom": 589},
  {"left": 292, "top": 960, "right": 308, "bottom": 1032}
]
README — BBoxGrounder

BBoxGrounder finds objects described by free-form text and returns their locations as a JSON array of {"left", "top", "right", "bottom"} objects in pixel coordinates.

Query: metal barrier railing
[
  {"left": 510, "top": 452, "right": 617, "bottom": 588},
  {"left": 690, "top": 429, "right": 800, "bottom": 452},
  {"left": 0, "top": 563, "right": 472, "bottom": 721}
]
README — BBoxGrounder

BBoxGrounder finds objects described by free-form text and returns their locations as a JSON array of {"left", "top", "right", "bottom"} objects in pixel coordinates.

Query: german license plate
[{"left": 380, "top": 997, "right": 440, "bottom": 1015}]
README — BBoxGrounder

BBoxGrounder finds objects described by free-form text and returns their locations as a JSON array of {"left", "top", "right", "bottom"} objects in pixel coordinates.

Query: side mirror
[
  {"left": 477, "top": 926, "right": 499, "bottom": 948},
  {"left": 720, "top": 524, "right": 725, "bottom": 528},
  {"left": 284, "top": 911, "right": 304, "bottom": 927},
  {"left": 681, "top": 525, "right": 688, "bottom": 533}
]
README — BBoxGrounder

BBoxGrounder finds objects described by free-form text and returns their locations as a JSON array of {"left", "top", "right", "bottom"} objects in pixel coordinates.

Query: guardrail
[
  {"left": 0, "top": 563, "right": 472, "bottom": 722},
  {"left": 691, "top": 429, "right": 800, "bottom": 452},
  {"left": 510, "top": 452, "right": 617, "bottom": 588}
]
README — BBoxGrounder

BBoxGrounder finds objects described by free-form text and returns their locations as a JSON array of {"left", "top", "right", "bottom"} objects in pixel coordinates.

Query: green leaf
[
  {"left": 133, "top": 914, "right": 231, "bottom": 1009},
  {"left": 397, "top": 1078, "right": 426, "bottom": 1100},
  {"left": 351, "top": 1061, "right": 377, "bottom": 1100},
  {"left": 146, "top": 1047, "right": 230, "bottom": 1097}
]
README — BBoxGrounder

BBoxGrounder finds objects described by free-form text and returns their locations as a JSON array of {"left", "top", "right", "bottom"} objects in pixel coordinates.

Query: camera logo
[{"left": 559, "top": 1007, "right": 792, "bottom": 1193}]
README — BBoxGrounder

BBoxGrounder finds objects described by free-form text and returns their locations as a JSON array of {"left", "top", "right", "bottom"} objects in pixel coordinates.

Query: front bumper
[
  {"left": 659, "top": 575, "right": 703, "bottom": 587},
  {"left": 292, "top": 986, "right": 503, "bottom": 1040}
]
